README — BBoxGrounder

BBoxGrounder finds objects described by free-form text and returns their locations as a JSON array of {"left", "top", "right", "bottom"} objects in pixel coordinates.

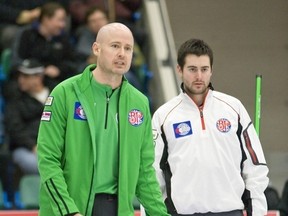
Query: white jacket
[{"left": 151, "top": 89, "right": 269, "bottom": 216}]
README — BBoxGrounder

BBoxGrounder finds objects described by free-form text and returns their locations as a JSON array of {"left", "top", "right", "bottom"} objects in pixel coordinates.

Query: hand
[
  {"left": 45, "top": 65, "right": 60, "bottom": 78},
  {"left": 74, "top": 214, "right": 83, "bottom": 216},
  {"left": 16, "top": 8, "right": 40, "bottom": 25}
]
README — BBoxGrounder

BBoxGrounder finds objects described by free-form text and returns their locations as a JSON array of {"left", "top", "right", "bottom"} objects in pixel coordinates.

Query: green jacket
[{"left": 37, "top": 65, "right": 169, "bottom": 216}]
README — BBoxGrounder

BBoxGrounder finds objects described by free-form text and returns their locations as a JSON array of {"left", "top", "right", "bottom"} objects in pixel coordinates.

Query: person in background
[
  {"left": 75, "top": 6, "right": 108, "bottom": 71},
  {"left": 37, "top": 22, "right": 170, "bottom": 216},
  {"left": 4, "top": 59, "right": 49, "bottom": 174},
  {"left": 76, "top": 6, "right": 143, "bottom": 90},
  {"left": 0, "top": 0, "right": 69, "bottom": 53},
  {"left": 151, "top": 38, "right": 269, "bottom": 216},
  {"left": 12, "top": 2, "right": 85, "bottom": 90},
  {"left": 68, "top": 0, "right": 146, "bottom": 51},
  {"left": 0, "top": 1, "right": 41, "bottom": 53}
]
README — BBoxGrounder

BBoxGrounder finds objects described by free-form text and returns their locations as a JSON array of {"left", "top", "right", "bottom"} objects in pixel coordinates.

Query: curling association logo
[
  {"left": 216, "top": 118, "right": 231, "bottom": 133},
  {"left": 173, "top": 121, "right": 192, "bottom": 138},
  {"left": 74, "top": 102, "right": 87, "bottom": 120},
  {"left": 128, "top": 109, "right": 143, "bottom": 126}
]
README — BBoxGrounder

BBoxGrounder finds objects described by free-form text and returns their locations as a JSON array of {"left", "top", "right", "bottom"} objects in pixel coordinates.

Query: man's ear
[
  {"left": 176, "top": 64, "right": 183, "bottom": 78},
  {"left": 92, "top": 42, "right": 100, "bottom": 56},
  {"left": 210, "top": 66, "right": 213, "bottom": 76}
]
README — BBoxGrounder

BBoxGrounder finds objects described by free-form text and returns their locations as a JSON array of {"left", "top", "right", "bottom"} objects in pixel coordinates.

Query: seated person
[
  {"left": 4, "top": 59, "right": 50, "bottom": 174},
  {"left": 12, "top": 2, "right": 85, "bottom": 90}
]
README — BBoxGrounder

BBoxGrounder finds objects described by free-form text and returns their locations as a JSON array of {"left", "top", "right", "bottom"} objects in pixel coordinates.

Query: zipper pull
[{"left": 106, "top": 92, "right": 110, "bottom": 103}]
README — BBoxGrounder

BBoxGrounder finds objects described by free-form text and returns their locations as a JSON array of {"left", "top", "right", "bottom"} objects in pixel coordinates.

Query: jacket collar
[{"left": 76, "top": 64, "right": 129, "bottom": 93}]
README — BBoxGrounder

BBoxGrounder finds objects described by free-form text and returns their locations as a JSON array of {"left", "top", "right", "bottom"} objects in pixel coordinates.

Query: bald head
[
  {"left": 91, "top": 22, "right": 135, "bottom": 84},
  {"left": 96, "top": 22, "right": 134, "bottom": 44}
]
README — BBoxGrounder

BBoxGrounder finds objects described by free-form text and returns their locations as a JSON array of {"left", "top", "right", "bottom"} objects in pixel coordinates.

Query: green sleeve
[
  {"left": 37, "top": 85, "right": 79, "bottom": 215},
  {"left": 136, "top": 103, "right": 170, "bottom": 216}
]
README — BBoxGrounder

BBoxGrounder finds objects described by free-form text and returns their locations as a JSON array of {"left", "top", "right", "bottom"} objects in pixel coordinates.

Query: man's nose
[
  {"left": 195, "top": 70, "right": 202, "bottom": 79},
  {"left": 118, "top": 47, "right": 125, "bottom": 56}
]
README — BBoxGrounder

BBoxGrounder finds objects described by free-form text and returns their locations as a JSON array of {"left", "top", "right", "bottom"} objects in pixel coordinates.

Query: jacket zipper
[
  {"left": 199, "top": 107, "right": 206, "bottom": 130},
  {"left": 104, "top": 92, "right": 110, "bottom": 129}
]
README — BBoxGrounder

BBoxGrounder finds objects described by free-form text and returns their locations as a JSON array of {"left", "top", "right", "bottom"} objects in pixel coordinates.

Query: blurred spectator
[
  {"left": 68, "top": 0, "right": 147, "bottom": 52},
  {"left": 11, "top": 2, "right": 85, "bottom": 89},
  {"left": 0, "top": 106, "right": 3, "bottom": 145},
  {"left": 69, "top": 0, "right": 142, "bottom": 24},
  {"left": 75, "top": 6, "right": 107, "bottom": 70},
  {"left": 76, "top": 6, "right": 144, "bottom": 90},
  {"left": 3, "top": 59, "right": 50, "bottom": 174},
  {"left": 264, "top": 184, "right": 280, "bottom": 210},
  {"left": 0, "top": 74, "right": 5, "bottom": 146},
  {"left": 0, "top": 0, "right": 69, "bottom": 53},
  {"left": 279, "top": 179, "right": 288, "bottom": 216}
]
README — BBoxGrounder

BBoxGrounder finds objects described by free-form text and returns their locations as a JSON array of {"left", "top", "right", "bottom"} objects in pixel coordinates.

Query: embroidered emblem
[
  {"left": 74, "top": 102, "right": 87, "bottom": 120},
  {"left": 128, "top": 109, "right": 143, "bottom": 126},
  {"left": 41, "top": 111, "right": 52, "bottom": 121},
  {"left": 216, "top": 118, "right": 231, "bottom": 133},
  {"left": 173, "top": 121, "right": 192, "bottom": 138},
  {"left": 45, "top": 96, "right": 54, "bottom": 106}
]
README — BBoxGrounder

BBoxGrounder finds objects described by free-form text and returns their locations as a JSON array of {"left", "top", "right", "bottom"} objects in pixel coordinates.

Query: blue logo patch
[
  {"left": 173, "top": 121, "right": 192, "bottom": 138},
  {"left": 74, "top": 102, "right": 87, "bottom": 120}
]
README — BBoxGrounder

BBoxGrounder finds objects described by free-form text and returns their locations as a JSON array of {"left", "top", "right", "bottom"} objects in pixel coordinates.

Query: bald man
[{"left": 37, "top": 23, "right": 170, "bottom": 216}]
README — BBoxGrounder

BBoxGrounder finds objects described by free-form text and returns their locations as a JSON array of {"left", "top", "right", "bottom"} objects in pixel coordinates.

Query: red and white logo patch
[
  {"left": 216, "top": 118, "right": 231, "bottom": 133},
  {"left": 128, "top": 109, "right": 143, "bottom": 126}
]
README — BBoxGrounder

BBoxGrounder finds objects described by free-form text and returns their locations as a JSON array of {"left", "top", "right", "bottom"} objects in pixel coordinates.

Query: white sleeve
[
  {"left": 240, "top": 102, "right": 269, "bottom": 216},
  {"left": 141, "top": 111, "right": 167, "bottom": 216},
  {"left": 152, "top": 110, "right": 167, "bottom": 198}
]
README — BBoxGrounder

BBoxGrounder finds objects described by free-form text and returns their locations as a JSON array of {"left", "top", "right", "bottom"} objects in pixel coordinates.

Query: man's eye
[{"left": 202, "top": 68, "right": 209, "bottom": 72}]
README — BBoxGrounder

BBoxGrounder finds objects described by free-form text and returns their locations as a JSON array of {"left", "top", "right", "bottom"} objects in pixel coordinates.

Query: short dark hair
[
  {"left": 177, "top": 39, "right": 213, "bottom": 69},
  {"left": 39, "top": 2, "right": 66, "bottom": 22}
]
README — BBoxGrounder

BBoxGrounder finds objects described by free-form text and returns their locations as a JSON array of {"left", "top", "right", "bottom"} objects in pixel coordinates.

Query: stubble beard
[{"left": 184, "top": 83, "right": 208, "bottom": 96}]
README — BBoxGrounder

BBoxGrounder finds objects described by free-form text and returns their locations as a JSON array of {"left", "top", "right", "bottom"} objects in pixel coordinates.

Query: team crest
[
  {"left": 216, "top": 118, "right": 231, "bottom": 133},
  {"left": 74, "top": 102, "right": 87, "bottom": 120},
  {"left": 173, "top": 121, "right": 192, "bottom": 138},
  {"left": 128, "top": 109, "right": 143, "bottom": 126}
]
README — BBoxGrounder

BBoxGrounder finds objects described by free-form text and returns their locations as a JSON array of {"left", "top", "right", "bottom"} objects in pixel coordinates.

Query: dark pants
[
  {"left": 92, "top": 193, "right": 118, "bottom": 216},
  {"left": 172, "top": 210, "right": 243, "bottom": 216}
]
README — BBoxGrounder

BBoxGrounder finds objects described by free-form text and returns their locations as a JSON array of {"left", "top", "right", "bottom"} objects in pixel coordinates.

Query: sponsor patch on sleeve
[
  {"left": 173, "top": 121, "right": 192, "bottom": 138},
  {"left": 41, "top": 111, "right": 52, "bottom": 121},
  {"left": 45, "top": 96, "right": 54, "bottom": 106}
]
